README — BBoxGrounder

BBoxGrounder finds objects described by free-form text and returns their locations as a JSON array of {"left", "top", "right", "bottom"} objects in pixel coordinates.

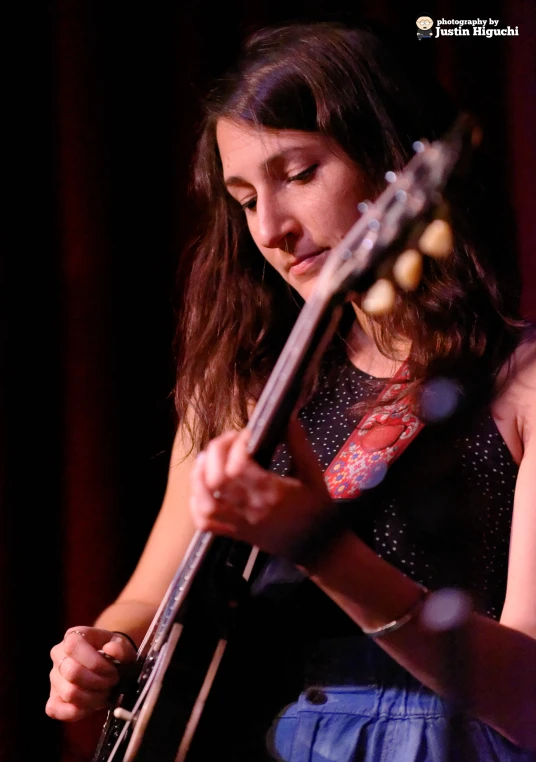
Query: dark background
[{"left": 2, "top": 0, "right": 535, "bottom": 760}]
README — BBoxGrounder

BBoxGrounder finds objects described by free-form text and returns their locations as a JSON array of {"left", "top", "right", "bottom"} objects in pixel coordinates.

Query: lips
[{"left": 289, "top": 248, "right": 330, "bottom": 276}]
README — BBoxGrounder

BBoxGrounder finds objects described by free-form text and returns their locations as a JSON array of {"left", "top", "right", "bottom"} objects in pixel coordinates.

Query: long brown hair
[{"left": 174, "top": 21, "right": 524, "bottom": 453}]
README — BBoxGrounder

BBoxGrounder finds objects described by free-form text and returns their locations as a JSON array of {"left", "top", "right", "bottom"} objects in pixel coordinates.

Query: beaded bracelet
[
  {"left": 361, "top": 586, "right": 429, "bottom": 639},
  {"left": 112, "top": 631, "right": 138, "bottom": 652}
]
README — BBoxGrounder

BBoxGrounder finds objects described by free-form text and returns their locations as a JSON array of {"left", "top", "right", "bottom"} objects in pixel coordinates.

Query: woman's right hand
[{"left": 46, "top": 627, "right": 137, "bottom": 721}]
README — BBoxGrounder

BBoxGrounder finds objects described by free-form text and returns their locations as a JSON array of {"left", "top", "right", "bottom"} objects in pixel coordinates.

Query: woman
[{"left": 46, "top": 22, "right": 536, "bottom": 761}]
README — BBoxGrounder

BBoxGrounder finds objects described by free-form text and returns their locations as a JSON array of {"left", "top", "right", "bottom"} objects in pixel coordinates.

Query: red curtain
[{"left": 3, "top": 1, "right": 534, "bottom": 759}]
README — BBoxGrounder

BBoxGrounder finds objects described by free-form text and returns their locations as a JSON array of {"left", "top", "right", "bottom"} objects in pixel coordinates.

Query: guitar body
[{"left": 93, "top": 539, "right": 260, "bottom": 762}]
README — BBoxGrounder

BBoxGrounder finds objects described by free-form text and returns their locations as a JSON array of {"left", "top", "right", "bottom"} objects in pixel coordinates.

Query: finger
[
  {"left": 190, "top": 461, "right": 229, "bottom": 530},
  {"left": 52, "top": 656, "right": 119, "bottom": 694},
  {"left": 62, "top": 632, "right": 121, "bottom": 678},
  {"left": 50, "top": 641, "right": 66, "bottom": 664},
  {"left": 190, "top": 472, "right": 243, "bottom": 531},
  {"left": 225, "top": 427, "right": 254, "bottom": 479},
  {"left": 286, "top": 418, "right": 329, "bottom": 494},
  {"left": 46, "top": 695, "right": 89, "bottom": 722},
  {"left": 46, "top": 694, "right": 93, "bottom": 722},
  {"left": 192, "top": 444, "right": 245, "bottom": 512},
  {"left": 203, "top": 431, "right": 240, "bottom": 492},
  {"left": 189, "top": 484, "right": 242, "bottom": 536},
  {"left": 225, "top": 427, "right": 275, "bottom": 494},
  {"left": 64, "top": 626, "right": 119, "bottom": 651},
  {"left": 191, "top": 431, "right": 258, "bottom": 532},
  {"left": 191, "top": 453, "right": 218, "bottom": 515},
  {"left": 100, "top": 633, "right": 137, "bottom": 663},
  {"left": 46, "top": 686, "right": 110, "bottom": 721}
]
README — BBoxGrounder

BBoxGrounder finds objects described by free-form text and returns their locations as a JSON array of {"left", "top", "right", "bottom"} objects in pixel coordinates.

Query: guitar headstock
[{"left": 313, "top": 113, "right": 480, "bottom": 314}]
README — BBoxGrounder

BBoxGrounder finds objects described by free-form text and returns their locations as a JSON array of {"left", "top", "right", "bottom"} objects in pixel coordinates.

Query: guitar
[{"left": 92, "top": 113, "right": 479, "bottom": 762}]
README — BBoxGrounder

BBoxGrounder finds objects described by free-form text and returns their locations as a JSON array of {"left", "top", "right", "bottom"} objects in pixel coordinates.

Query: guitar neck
[{"left": 246, "top": 290, "right": 345, "bottom": 467}]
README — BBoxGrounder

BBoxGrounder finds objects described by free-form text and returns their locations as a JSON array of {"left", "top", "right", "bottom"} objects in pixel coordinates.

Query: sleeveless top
[{"left": 264, "top": 349, "right": 518, "bottom": 626}]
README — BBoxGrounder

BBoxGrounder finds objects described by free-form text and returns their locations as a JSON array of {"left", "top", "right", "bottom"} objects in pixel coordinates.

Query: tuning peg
[
  {"left": 418, "top": 219, "right": 453, "bottom": 258},
  {"left": 385, "top": 171, "right": 397, "bottom": 183},
  {"left": 393, "top": 249, "right": 423, "bottom": 291},
  {"left": 362, "top": 278, "right": 396, "bottom": 316},
  {"left": 114, "top": 707, "right": 135, "bottom": 722},
  {"left": 412, "top": 140, "right": 425, "bottom": 153},
  {"left": 357, "top": 201, "right": 370, "bottom": 213}
]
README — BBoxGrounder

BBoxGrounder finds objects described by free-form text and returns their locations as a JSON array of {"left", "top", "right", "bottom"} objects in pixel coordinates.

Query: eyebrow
[{"left": 223, "top": 146, "right": 311, "bottom": 188}]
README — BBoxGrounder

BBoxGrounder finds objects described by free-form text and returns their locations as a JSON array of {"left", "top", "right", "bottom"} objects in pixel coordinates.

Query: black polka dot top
[{"left": 268, "top": 349, "right": 518, "bottom": 625}]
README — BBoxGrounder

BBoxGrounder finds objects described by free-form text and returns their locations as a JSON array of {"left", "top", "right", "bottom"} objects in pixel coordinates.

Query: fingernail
[{"left": 97, "top": 649, "right": 121, "bottom": 666}]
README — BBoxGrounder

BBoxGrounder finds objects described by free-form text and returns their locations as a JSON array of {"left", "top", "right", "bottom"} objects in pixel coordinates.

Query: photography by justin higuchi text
[{"left": 416, "top": 16, "right": 519, "bottom": 40}]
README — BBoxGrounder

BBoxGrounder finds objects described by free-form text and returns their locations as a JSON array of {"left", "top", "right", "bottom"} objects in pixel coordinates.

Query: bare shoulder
[
  {"left": 493, "top": 331, "right": 536, "bottom": 453},
  {"left": 512, "top": 329, "right": 536, "bottom": 370},
  {"left": 499, "top": 331, "right": 536, "bottom": 436},
  {"left": 499, "top": 331, "right": 536, "bottom": 632}
]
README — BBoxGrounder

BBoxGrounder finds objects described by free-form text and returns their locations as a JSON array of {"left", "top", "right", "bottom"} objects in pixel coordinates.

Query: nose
[{"left": 254, "top": 191, "right": 300, "bottom": 251}]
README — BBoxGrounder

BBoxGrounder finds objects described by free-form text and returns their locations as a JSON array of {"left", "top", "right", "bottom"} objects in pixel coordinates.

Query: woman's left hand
[{"left": 189, "top": 419, "right": 332, "bottom": 557}]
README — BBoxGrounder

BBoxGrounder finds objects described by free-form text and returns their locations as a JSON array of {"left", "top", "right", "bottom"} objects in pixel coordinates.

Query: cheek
[
  {"left": 315, "top": 179, "right": 362, "bottom": 234},
  {"left": 334, "top": 166, "right": 368, "bottom": 219}
]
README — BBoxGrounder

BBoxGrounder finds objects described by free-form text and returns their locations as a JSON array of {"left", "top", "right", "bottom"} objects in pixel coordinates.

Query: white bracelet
[{"left": 361, "top": 587, "right": 429, "bottom": 639}]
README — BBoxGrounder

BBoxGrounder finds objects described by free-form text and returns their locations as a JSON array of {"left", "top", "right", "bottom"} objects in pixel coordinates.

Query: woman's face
[{"left": 216, "top": 118, "right": 370, "bottom": 300}]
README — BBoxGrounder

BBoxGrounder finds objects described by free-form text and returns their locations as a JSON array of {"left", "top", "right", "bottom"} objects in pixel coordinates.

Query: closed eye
[
  {"left": 288, "top": 164, "right": 318, "bottom": 183},
  {"left": 240, "top": 164, "right": 319, "bottom": 212},
  {"left": 240, "top": 197, "right": 257, "bottom": 211}
]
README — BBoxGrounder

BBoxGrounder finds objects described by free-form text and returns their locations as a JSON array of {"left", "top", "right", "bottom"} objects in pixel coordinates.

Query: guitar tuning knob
[
  {"left": 114, "top": 707, "right": 135, "bottom": 722},
  {"left": 362, "top": 278, "right": 396, "bottom": 316},
  {"left": 357, "top": 201, "right": 369, "bottom": 213},
  {"left": 393, "top": 249, "right": 423, "bottom": 291},
  {"left": 412, "top": 140, "right": 425, "bottom": 153},
  {"left": 385, "top": 171, "right": 397, "bottom": 183},
  {"left": 418, "top": 219, "right": 453, "bottom": 258}
]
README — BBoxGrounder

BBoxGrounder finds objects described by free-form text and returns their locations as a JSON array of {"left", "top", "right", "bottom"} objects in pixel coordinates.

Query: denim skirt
[{"left": 264, "top": 637, "right": 536, "bottom": 762}]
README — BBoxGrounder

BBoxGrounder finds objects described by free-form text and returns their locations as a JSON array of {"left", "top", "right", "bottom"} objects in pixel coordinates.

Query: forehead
[{"left": 216, "top": 118, "right": 332, "bottom": 178}]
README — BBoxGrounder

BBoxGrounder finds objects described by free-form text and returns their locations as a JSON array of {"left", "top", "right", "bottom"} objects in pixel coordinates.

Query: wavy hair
[{"left": 174, "top": 21, "right": 524, "bottom": 452}]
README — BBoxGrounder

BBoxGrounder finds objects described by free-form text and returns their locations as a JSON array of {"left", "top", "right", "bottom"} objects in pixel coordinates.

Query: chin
[{"left": 291, "top": 277, "right": 317, "bottom": 302}]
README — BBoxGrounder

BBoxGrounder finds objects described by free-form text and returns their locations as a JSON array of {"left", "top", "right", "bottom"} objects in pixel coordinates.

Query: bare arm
[
  {"left": 309, "top": 510, "right": 536, "bottom": 749},
  {"left": 47, "top": 425, "right": 198, "bottom": 721},
  {"left": 94, "top": 427, "right": 198, "bottom": 647}
]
